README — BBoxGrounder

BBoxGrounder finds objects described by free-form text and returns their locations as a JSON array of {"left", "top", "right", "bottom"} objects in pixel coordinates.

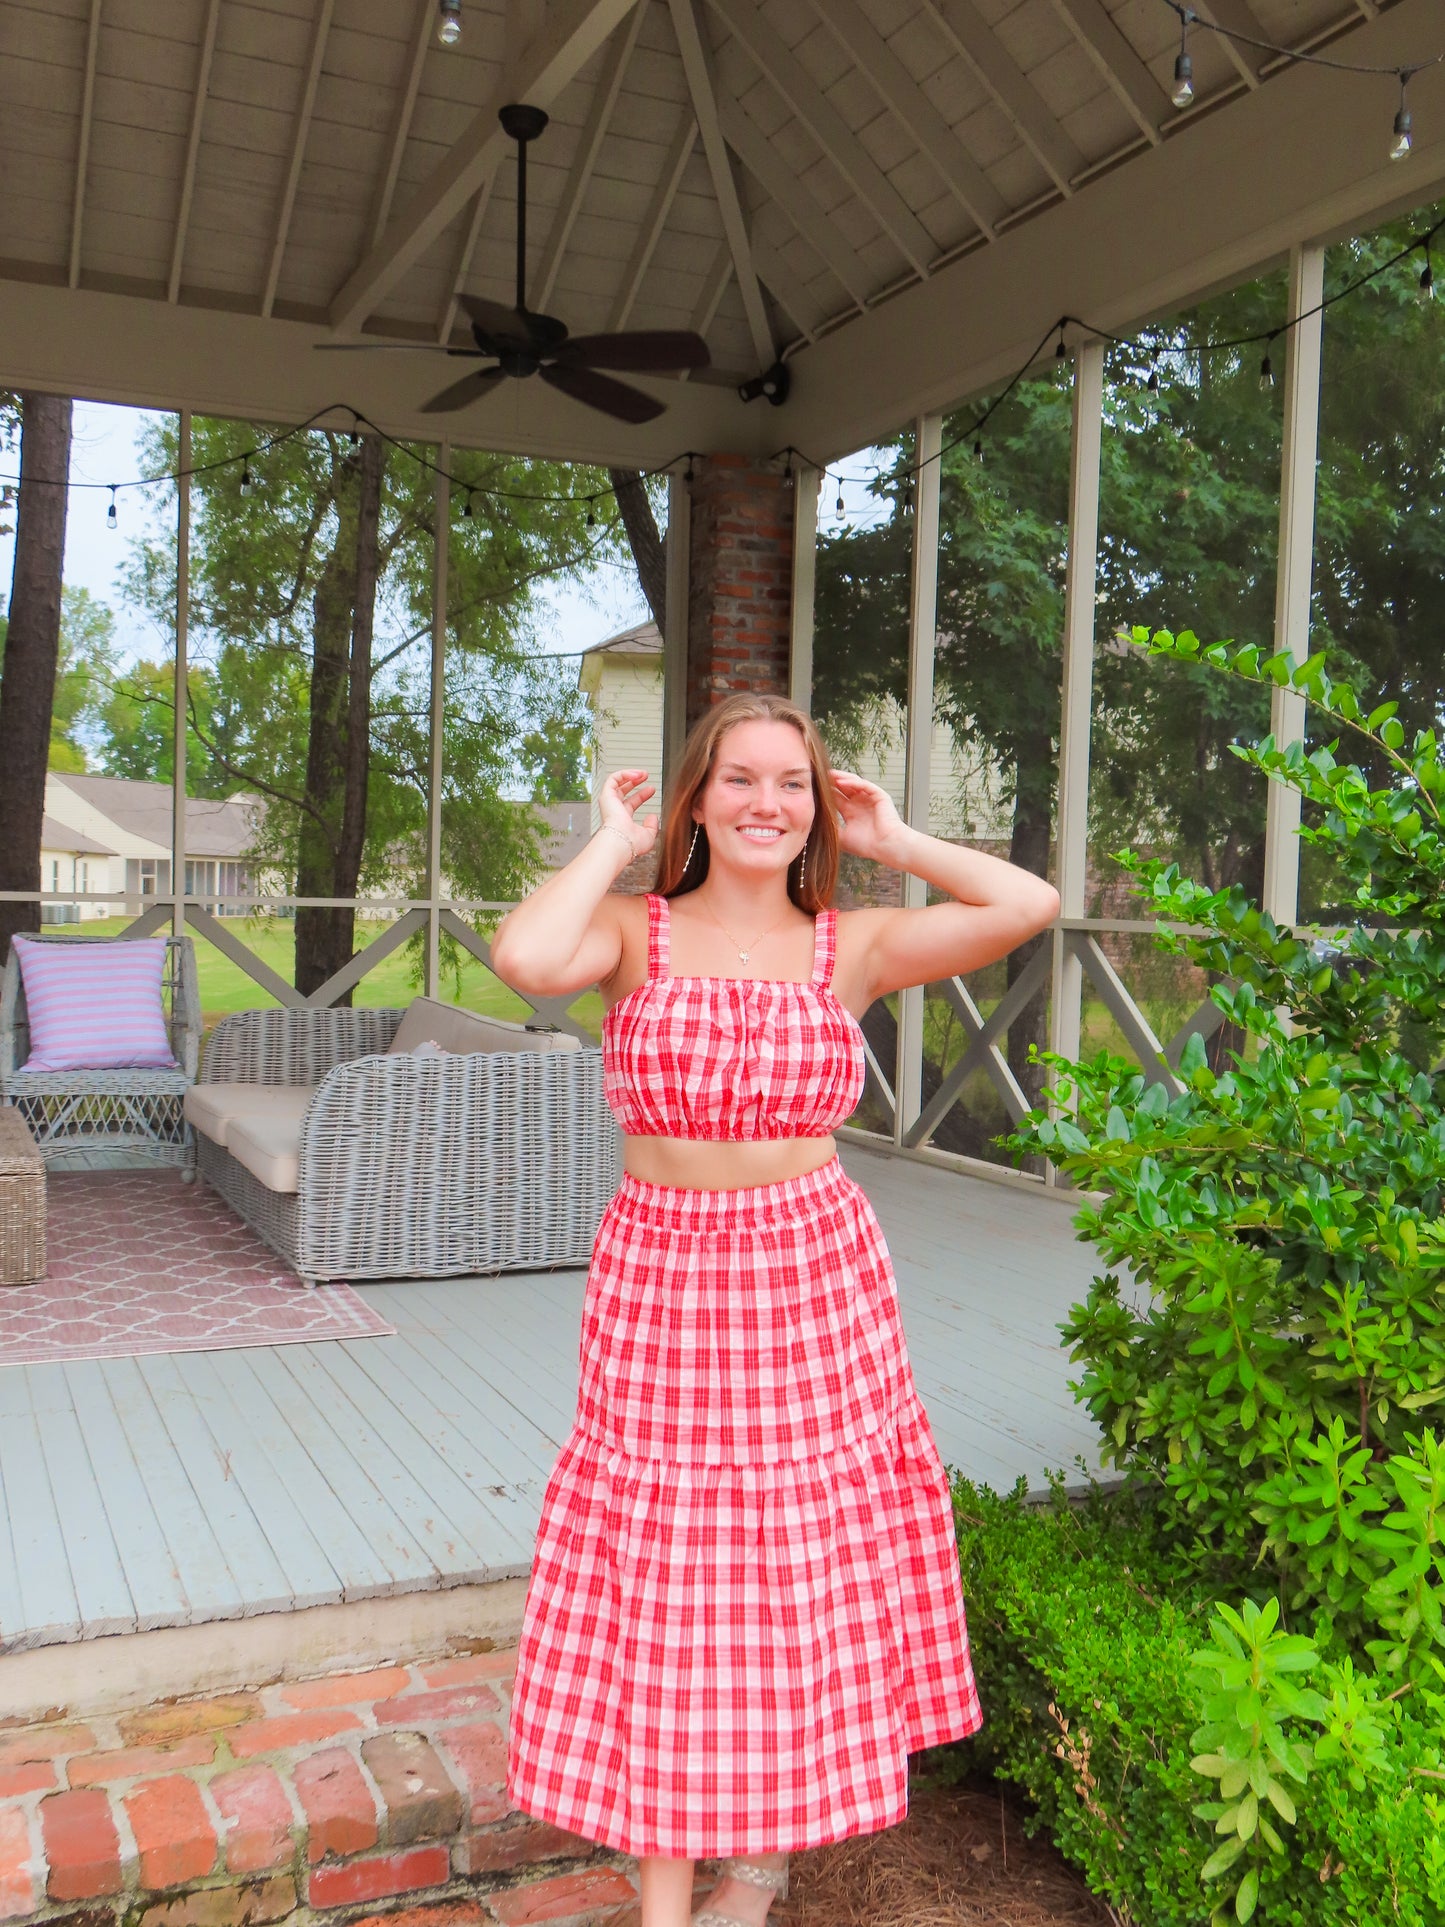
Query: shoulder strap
[
  {"left": 810, "top": 907, "right": 837, "bottom": 988},
  {"left": 646, "top": 893, "right": 670, "bottom": 980}
]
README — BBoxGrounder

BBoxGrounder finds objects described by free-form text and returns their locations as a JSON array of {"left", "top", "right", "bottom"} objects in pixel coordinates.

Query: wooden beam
[
  {"left": 808, "top": 0, "right": 1013, "bottom": 228},
  {"left": 436, "top": 175, "right": 497, "bottom": 343},
  {"left": 169, "top": 0, "right": 222, "bottom": 303},
  {"left": 707, "top": 0, "right": 956, "bottom": 270},
  {"left": 608, "top": 111, "right": 696, "bottom": 329},
  {"left": 369, "top": 0, "right": 435, "bottom": 247},
  {"left": 752, "top": 235, "right": 819, "bottom": 342},
  {"left": 1193, "top": 0, "right": 1266, "bottom": 88},
  {"left": 330, "top": 0, "right": 638, "bottom": 332},
  {"left": 667, "top": 0, "right": 774, "bottom": 367},
  {"left": 535, "top": 5, "right": 646, "bottom": 310},
  {"left": 717, "top": 97, "right": 870, "bottom": 307},
  {"left": 263, "top": 0, "right": 337, "bottom": 320},
  {"left": 920, "top": 0, "right": 1084, "bottom": 194},
  {"left": 687, "top": 236, "right": 733, "bottom": 352},
  {"left": 1048, "top": 0, "right": 1167, "bottom": 146},
  {"left": 69, "top": 0, "right": 103, "bottom": 289}
]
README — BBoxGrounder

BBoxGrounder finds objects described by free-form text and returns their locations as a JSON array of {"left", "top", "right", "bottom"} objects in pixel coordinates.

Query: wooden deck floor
[{"left": 0, "top": 1142, "right": 1112, "bottom": 1653}]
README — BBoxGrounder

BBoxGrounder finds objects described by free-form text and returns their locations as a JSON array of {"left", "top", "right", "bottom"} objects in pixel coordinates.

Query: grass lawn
[{"left": 84, "top": 917, "right": 605, "bottom": 1038}]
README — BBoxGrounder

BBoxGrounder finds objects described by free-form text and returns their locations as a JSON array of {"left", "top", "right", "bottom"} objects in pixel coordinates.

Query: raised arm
[
  {"left": 489, "top": 770, "right": 660, "bottom": 1000},
  {"left": 832, "top": 769, "right": 1060, "bottom": 1004}
]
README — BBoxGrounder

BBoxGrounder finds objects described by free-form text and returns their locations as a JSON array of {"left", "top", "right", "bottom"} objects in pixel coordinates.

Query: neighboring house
[
  {"left": 577, "top": 620, "right": 1013, "bottom": 841},
  {"left": 40, "top": 774, "right": 260, "bottom": 921}
]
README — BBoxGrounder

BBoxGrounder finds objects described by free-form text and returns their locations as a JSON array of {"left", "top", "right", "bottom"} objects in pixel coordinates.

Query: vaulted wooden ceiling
[{"left": 0, "top": 0, "right": 1439, "bottom": 464}]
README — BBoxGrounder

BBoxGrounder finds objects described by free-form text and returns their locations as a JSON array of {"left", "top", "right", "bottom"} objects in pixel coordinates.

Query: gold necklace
[{"left": 694, "top": 897, "right": 795, "bottom": 966}]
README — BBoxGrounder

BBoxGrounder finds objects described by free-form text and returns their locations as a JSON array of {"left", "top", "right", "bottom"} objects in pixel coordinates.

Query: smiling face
[{"left": 691, "top": 717, "right": 816, "bottom": 876}]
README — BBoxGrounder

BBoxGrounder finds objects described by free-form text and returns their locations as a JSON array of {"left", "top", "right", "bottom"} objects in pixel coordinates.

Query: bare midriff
[{"left": 621, "top": 1132, "right": 839, "bottom": 1191}]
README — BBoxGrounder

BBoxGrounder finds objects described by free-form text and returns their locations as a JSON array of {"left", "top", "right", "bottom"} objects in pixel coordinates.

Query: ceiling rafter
[
  {"left": 263, "top": 0, "right": 337, "bottom": 319},
  {"left": 804, "top": 0, "right": 1013, "bottom": 228},
  {"left": 752, "top": 234, "right": 820, "bottom": 343},
  {"left": 920, "top": 0, "right": 1084, "bottom": 195},
  {"left": 687, "top": 237, "right": 734, "bottom": 349},
  {"left": 68, "top": 0, "right": 103, "bottom": 290},
  {"left": 1192, "top": 0, "right": 1266, "bottom": 87},
  {"left": 330, "top": 0, "right": 639, "bottom": 333},
  {"left": 369, "top": 0, "right": 436, "bottom": 247},
  {"left": 1048, "top": 0, "right": 1168, "bottom": 146},
  {"left": 534, "top": 4, "right": 648, "bottom": 312},
  {"left": 168, "top": 0, "right": 222, "bottom": 303},
  {"left": 706, "top": 0, "right": 960, "bottom": 271},
  {"left": 608, "top": 111, "right": 697, "bottom": 329},
  {"left": 668, "top": 0, "right": 775, "bottom": 368},
  {"left": 717, "top": 97, "right": 869, "bottom": 307},
  {"left": 435, "top": 174, "right": 498, "bottom": 343}
]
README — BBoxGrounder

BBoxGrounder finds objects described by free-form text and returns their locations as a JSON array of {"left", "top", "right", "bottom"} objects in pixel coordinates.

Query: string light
[
  {"left": 1421, "top": 244, "right": 1436, "bottom": 301},
  {"left": 1391, "top": 79, "right": 1414, "bottom": 162},
  {"left": 1055, "top": 324, "right": 1068, "bottom": 361},
  {"left": 972, "top": 436, "right": 984, "bottom": 463},
  {"left": 835, "top": 484, "right": 845, "bottom": 520},
  {"left": 462, "top": 491, "right": 474, "bottom": 517},
  {"left": 782, "top": 453, "right": 794, "bottom": 489},
  {"left": 436, "top": 0, "right": 461, "bottom": 48},
  {"left": 1258, "top": 340, "right": 1276, "bottom": 390},
  {"left": 1146, "top": 346, "right": 1161, "bottom": 394},
  {"left": 106, "top": 486, "right": 118, "bottom": 530},
  {"left": 1171, "top": 6, "right": 1194, "bottom": 110},
  {"left": 239, "top": 457, "right": 252, "bottom": 494},
  {"left": 586, "top": 497, "right": 596, "bottom": 527}
]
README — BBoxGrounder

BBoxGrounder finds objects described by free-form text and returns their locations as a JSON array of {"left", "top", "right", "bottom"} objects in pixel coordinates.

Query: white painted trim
[
  {"left": 168, "top": 0, "right": 221, "bottom": 304},
  {"left": 896, "top": 413, "right": 943, "bottom": 1141},
  {"left": 427, "top": 442, "right": 449, "bottom": 996},
  {"left": 436, "top": 176, "right": 497, "bottom": 345},
  {"left": 68, "top": 0, "right": 103, "bottom": 290},
  {"left": 662, "top": 465, "right": 691, "bottom": 799},
  {"left": 172, "top": 410, "right": 191, "bottom": 939},
  {"left": 1263, "top": 243, "right": 1325, "bottom": 929},
  {"left": 789, "top": 465, "right": 817, "bottom": 709},
  {"left": 263, "top": 0, "right": 336, "bottom": 320},
  {"left": 370, "top": 0, "right": 436, "bottom": 249}
]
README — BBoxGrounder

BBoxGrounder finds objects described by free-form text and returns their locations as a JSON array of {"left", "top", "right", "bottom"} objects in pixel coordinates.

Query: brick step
[{"left": 0, "top": 1646, "right": 645, "bottom": 1926}]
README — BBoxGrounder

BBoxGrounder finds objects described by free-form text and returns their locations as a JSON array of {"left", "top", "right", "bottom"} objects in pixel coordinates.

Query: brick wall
[{"left": 685, "top": 454, "right": 795, "bottom": 730}]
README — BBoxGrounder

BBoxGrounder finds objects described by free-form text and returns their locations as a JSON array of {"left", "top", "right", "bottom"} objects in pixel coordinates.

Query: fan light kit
[
  {"left": 315, "top": 106, "right": 709, "bottom": 421},
  {"left": 738, "top": 361, "right": 790, "bottom": 407}
]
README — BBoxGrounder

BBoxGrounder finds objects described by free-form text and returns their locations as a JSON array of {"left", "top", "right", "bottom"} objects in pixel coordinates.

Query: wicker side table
[{"left": 0, "top": 1105, "right": 46, "bottom": 1285}]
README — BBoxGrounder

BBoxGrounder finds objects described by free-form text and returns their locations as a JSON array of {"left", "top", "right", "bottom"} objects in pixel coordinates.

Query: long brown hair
[{"left": 651, "top": 694, "right": 839, "bottom": 912}]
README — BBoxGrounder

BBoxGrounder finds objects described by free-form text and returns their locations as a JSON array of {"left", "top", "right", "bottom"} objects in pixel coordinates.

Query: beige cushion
[
  {"left": 185, "top": 1081, "right": 318, "bottom": 1150},
  {"left": 385, "top": 996, "right": 580, "bottom": 1057},
  {"left": 224, "top": 1088, "right": 315, "bottom": 1194}
]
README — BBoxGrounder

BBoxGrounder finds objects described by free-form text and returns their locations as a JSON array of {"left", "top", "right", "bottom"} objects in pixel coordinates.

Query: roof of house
[
  {"left": 40, "top": 815, "right": 117, "bottom": 857},
  {"left": 49, "top": 775, "right": 260, "bottom": 860},
  {"left": 578, "top": 621, "right": 662, "bottom": 661},
  {"left": 533, "top": 801, "right": 593, "bottom": 872}
]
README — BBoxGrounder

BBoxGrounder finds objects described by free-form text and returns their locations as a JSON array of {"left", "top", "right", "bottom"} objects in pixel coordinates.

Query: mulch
[{"left": 767, "top": 1774, "right": 1116, "bottom": 1927}]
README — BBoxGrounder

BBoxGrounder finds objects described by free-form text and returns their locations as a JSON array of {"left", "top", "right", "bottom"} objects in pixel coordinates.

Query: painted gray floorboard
[{"left": 3, "top": 1153, "right": 1113, "bottom": 1648}]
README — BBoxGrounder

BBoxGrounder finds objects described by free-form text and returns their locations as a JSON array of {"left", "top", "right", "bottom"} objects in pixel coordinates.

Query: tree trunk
[
  {"left": 0, "top": 394, "right": 72, "bottom": 964},
  {"left": 294, "top": 436, "right": 384, "bottom": 1001},
  {"left": 608, "top": 468, "right": 666, "bottom": 628},
  {"left": 1005, "top": 727, "right": 1055, "bottom": 1128}
]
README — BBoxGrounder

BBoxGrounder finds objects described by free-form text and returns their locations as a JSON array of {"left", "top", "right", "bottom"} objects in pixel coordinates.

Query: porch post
[
  {"left": 661, "top": 462, "right": 690, "bottom": 802},
  {"left": 1048, "top": 338, "right": 1104, "bottom": 1146},
  {"left": 895, "top": 412, "right": 942, "bottom": 1143},
  {"left": 788, "top": 462, "right": 817, "bottom": 708},
  {"left": 171, "top": 409, "right": 190, "bottom": 938},
  {"left": 425, "top": 442, "right": 448, "bottom": 998},
  {"left": 1263, "top": 243, "right": 1325, "bottom": 931}
]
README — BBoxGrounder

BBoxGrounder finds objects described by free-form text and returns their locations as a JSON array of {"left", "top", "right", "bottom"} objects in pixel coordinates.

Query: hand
[
  {"left": 598, "top": 768, "right": 660, "bottom": 858},
  {"left": 828, "top": 768, "right": 909, "bottom": 864}
]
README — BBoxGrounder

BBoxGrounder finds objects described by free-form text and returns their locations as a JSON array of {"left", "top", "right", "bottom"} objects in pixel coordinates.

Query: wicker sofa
[{"left": 187, "top": 1000, "right": 622, "bottom": 1287}]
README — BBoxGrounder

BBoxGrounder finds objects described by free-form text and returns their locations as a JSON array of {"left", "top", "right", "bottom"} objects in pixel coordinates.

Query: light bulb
[
  {"left": 972, "top": 437, "right": 984, "bottom": 463},
  {"left": 239, "top": 459, "right": 252, "bottom": 495},
  {"left": 835, "top": 490, "right": 845, "bottom": 520},
  {"left": 1147, "top": 368, "right": 1160, "bottom": 394},
  {"left": 1258, "top": 350, "right": 1274, "bottom": 390},
  {"left": 1390, "top": 106, "right": 1413, "bottom": 161},
  {"left": 1171, "top": 52, "right": 1194, "bottom": 110},
  {"left": 437, "top": 0, "right": 461, "bottom": 47},
  {"left": 107, "top": 488, "right": 118, "bottom": 530},
  {"left": 1421, "top": 261, "right": 1436, "bottom": 301}
]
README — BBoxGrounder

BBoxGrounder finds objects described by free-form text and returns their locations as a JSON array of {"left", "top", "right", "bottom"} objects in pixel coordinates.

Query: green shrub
[{"left": 930, "top": 1474, "right": 1445, "bottom": 1926}]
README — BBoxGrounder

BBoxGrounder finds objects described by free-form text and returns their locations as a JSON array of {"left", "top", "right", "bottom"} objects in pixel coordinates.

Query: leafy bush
[
  {"left": 1008, "top": 632, "right": 1445, "bottom": 1689},
  {"left": 931, "top": 1474, "right": 1445, "bottom": 1926}
]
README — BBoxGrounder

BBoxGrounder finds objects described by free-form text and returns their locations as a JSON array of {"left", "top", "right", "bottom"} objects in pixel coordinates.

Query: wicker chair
[
  {"left": 194, "top": 1006, "right": 622, "bottom": 1286},
  {"left": 0, "top": 932, "right": 201, "bottom": 1173}
]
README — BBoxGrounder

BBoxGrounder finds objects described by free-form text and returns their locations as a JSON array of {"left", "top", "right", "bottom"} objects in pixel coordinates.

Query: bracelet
[{"left": 599, "top": 823, "right": 637, "bottom": 861}]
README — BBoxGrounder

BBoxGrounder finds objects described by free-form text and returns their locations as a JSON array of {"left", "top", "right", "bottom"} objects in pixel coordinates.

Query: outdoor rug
[{"left": 0, "top": 1172, "right": 395, "bottom": 1367}]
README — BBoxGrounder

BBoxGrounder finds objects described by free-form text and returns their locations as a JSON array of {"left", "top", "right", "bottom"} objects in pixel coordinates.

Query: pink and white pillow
[{"left": 12, "top": 936, "right": 178, "bottom": 1073}]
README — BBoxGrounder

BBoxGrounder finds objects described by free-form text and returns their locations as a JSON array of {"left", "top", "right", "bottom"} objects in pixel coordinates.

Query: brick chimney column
[{"left": 684, "top": 454, "right": 795, "bottom": 731}]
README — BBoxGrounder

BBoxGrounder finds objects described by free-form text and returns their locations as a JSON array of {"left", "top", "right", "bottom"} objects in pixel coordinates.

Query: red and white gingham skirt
[{"left": 504, "top": 1155, "right": 983, "bottom": 1859}]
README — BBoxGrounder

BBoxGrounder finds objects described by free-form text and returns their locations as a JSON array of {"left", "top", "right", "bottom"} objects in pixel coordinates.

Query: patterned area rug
[{"left": 0, "top": 1172, "right": 395, "bottom": 1366}]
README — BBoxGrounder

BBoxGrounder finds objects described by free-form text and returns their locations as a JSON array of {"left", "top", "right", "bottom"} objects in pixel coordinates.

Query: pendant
[{"left": 738, "top": 951, "right": 749, "bottom": 964}]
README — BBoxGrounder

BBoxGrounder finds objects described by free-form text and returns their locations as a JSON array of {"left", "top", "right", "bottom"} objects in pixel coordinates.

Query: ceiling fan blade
[
  {"left": 539, "top": 363, "right": 665, "bottom": 424},
  {"left": 458, "top": 295, "right": 535, "bottom": 345},
  {"left": 419, "top": 366, "right": 510, "bottom": 415},
  {"left": 313, "top": 342, "right": 471, "bottom": 352},
  {"left": 555, "top": 330, "right": 710, "bottom": 373}
]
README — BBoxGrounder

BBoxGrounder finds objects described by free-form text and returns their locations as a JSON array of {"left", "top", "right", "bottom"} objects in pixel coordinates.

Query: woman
[{"left": 492, "top": 693, "right": 1060, "bottom": 1927}]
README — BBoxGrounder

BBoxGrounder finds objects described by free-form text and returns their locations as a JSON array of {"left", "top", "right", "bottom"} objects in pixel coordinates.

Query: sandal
[{"left": 692, "top": 1854, "right": 790, "bottom": 1926}]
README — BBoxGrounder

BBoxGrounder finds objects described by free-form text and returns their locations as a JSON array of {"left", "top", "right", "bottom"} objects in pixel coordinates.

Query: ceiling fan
[{"left": 317, "top": 103, "right": 710, "bottom": 423}]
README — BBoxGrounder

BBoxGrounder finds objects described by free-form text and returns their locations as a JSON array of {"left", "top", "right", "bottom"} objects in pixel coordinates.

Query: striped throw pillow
[{"left": 12, "top": 936, "right": 178, "bottom": 1073}]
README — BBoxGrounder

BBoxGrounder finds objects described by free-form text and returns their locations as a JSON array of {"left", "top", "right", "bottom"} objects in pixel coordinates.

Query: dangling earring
[
  {"left": 685, "top": 823, "right": 699, "bottom": 872},
  {"left": 797, "top": 840, "right": 808, "bottom": 893}
]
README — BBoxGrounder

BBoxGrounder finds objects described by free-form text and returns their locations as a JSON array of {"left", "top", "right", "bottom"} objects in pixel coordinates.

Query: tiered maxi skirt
[{"left": 504, "top": 1154, "right": 983, "bottom": 1860}]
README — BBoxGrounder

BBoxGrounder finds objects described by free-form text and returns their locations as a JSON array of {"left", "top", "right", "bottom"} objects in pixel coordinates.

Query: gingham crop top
[{"left": 601, "top": 892, "right": 868, "bottom": 1141}]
